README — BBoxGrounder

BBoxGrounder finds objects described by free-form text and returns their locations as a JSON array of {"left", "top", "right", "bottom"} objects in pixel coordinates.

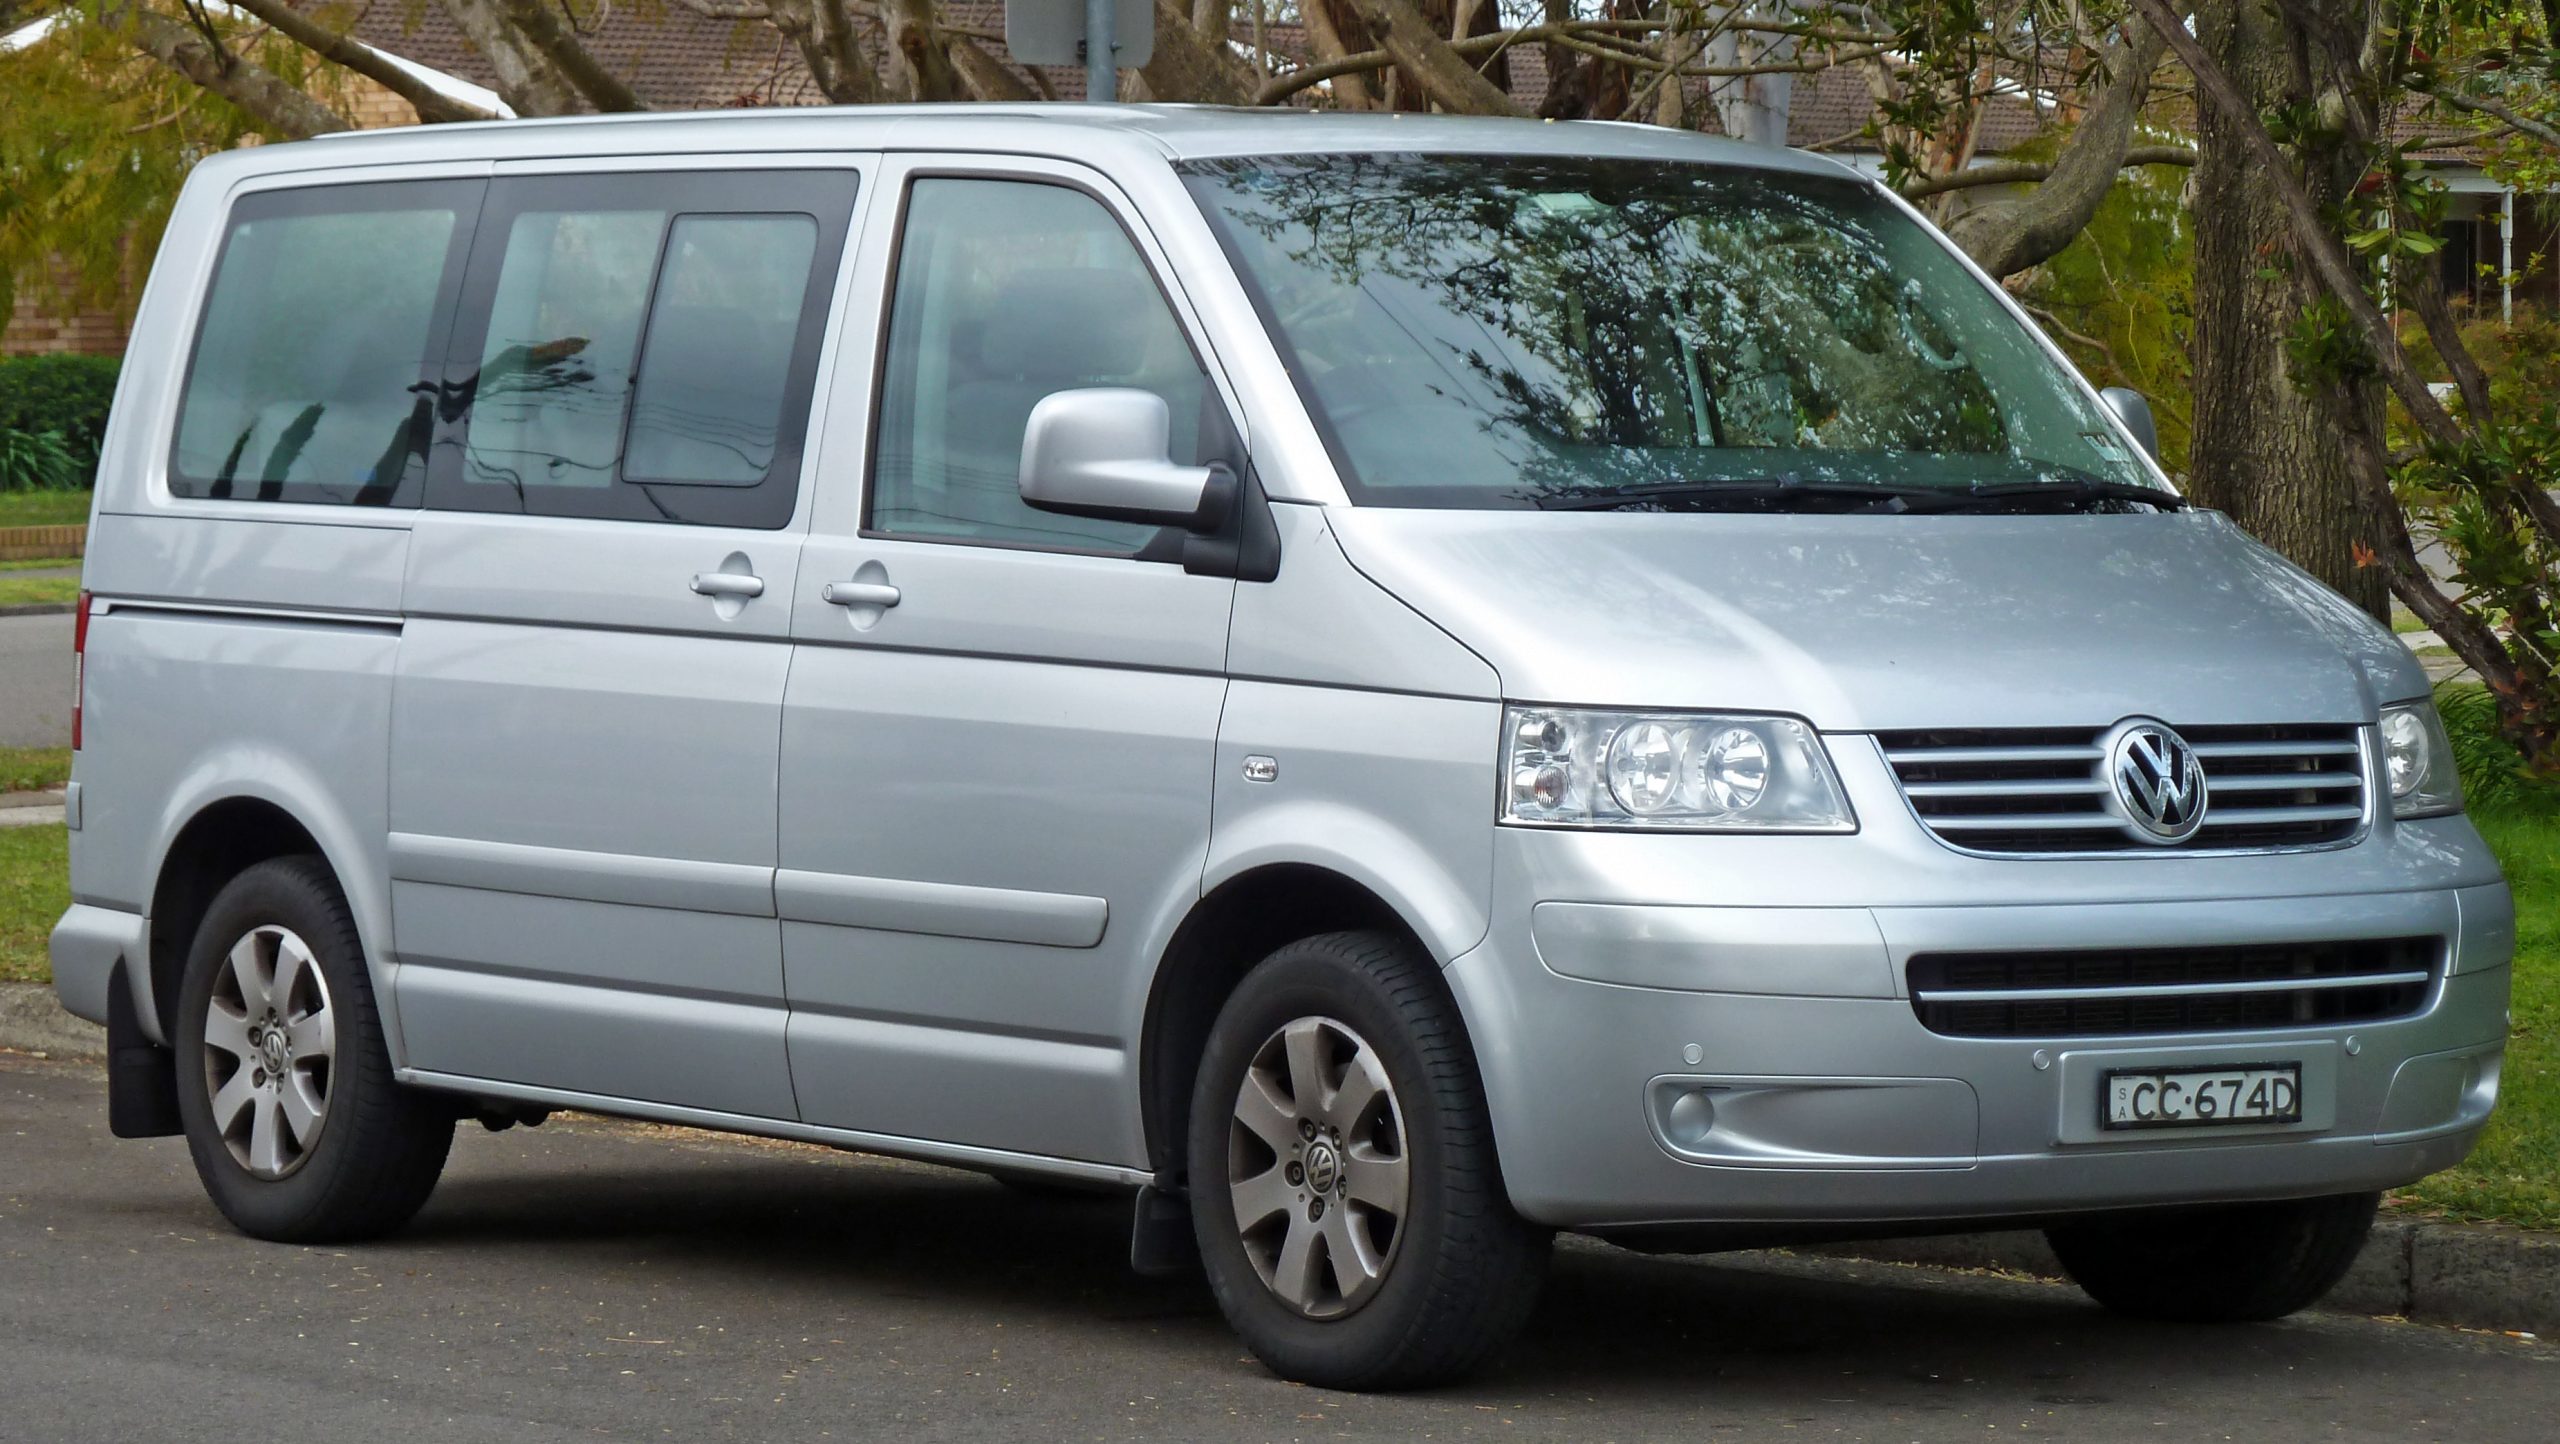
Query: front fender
[{"left": 1206, "top": 684, "right": 1500, "bottom": 965}]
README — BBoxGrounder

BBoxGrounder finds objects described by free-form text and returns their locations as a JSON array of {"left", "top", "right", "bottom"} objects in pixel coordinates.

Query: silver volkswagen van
[{"left": 50, "top": 106, "right": 2510, "bottom": 1389}]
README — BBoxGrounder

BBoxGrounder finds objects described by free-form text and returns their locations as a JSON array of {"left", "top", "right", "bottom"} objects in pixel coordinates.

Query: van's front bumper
[{"left": 1451, "top": 809, "right": 2513, "bottom": 1231}]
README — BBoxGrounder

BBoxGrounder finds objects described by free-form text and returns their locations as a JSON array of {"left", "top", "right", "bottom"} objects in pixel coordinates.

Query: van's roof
[{"left": 255, "top": 103, "right": 1863, "bottom": 182}]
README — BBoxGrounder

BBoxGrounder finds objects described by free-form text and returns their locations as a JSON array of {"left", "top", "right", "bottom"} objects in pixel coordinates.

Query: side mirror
[
  {"left": 1020, "top": 388, "right": 1228, "bottom": 531},
  {"left": 2098, "top": 386, "right": 2159, "bottom": 463}
]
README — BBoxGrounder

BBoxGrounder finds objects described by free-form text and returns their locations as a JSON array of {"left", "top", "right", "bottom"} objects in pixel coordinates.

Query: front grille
[
  {"left": 1880, "top": 723, "right": 2367, "bottom": 854},
  {"left": 1908, "top": 938, "right": 2438, "bottom": 1038}
]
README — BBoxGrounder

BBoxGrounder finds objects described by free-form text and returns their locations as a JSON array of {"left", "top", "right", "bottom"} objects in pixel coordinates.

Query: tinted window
[
  {"left": 172, "top": 181, "right": 478, "bottom": 505},
  {"left": 1183, "top": 154, "right": 2164, "bottom": 509},
  {"left": 870, "top": 178, "right": 1208, "bottom": 552},
  {"left": 464, "top": 209, "right": 661, "bottom": 493},
  {"left": 628, "top": 215, "right": 820, "bottom": 486},
  {"left": 433, "top": 170, "right": 857, "bottom": 529}
]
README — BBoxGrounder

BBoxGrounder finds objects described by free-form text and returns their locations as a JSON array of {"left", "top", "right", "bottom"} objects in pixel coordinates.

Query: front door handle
[
  {"left": 821, "top": 581, "right": 902, "bottom": 609},
  {"left": 691, "top": 572, "right": 766, "bottom": 599}
]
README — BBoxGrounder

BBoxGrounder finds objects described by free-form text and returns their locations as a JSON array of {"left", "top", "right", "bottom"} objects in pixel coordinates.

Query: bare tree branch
[
  {"left": 122, "top": 8, "right": 349, "bottom": 138},
  {"left": 1136, "top": 0, "right": 1261, "bottom": 106},
  {"left": 759, "top": 0, "right": 883, "bottom": 103},
  {"left": 946, "top": 32, "right": 1035, "bottom": 101},
  {"left": 879, "top": 0, "right": 960, "bottom": 101},
  {"left": 223, "top": 0, "right": 501, "bottom": 123},
  {"left": 2421, "top": 83, "right": 2560, "bottom": 151},
  {"left": 1340, "top": 0, "right": 1524, "bottom": 115},
  {"left": 1939, "top": 19, "right": 2175, "bottom": 278},
  {"left": 434, "top": 0, "right": 583, "bottom": 115},
  {"left": 1898, "top": 143, "right": 2196, "bottom": 199},
  {"left": 496, "top": 0, "right": 647, "bottom": 110}
]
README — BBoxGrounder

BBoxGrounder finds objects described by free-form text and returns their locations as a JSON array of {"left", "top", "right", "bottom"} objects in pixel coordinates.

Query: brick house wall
[{"left": 2, "top": 257, "right": 132, "bottom": 358}]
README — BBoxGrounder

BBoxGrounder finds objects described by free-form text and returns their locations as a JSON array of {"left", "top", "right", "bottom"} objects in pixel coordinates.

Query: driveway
[{"left": 1, "top": 1055, "right": 2551, "bottom": 1442}]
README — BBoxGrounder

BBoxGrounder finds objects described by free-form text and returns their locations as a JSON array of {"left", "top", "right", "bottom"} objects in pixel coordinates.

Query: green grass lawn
[
  {"left": 0, "top": 825, "right": 66, "bottom": 985},
  {"left": 0, "top": 747, "right": 70, "bottom": 795},
  {"left": 0, "top": 557, "right": 81, "bottom": 573},
  {"left": 0, "top": 575, "right": 77, "bottom": 608},
  {"left": 0, "top": 490, "right": 92, "bottom": 530},
  {"left": 2398, "top": 801, "right": 2560, "bottom": 1231}
]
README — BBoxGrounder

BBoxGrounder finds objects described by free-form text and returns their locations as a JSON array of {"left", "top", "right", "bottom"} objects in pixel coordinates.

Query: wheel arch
[
  {"left": 141, "top": 764, "right": 385, "bottom": 1048},
  {"left": 1138, "top": 861, "right": 1463, "bottom": 1183}
]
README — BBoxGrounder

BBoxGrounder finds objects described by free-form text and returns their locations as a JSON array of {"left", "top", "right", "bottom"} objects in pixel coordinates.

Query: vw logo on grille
[{"left": 2106, "top": 719, "right": 2208, "bottom": 843}]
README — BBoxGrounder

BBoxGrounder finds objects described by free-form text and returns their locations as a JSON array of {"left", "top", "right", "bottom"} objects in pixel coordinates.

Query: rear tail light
[{"left": 72, "top": 590, "right": 90, "bottom": 751}]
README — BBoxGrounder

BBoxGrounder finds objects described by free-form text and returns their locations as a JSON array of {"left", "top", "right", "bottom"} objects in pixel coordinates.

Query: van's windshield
[{"left": 1179, "top": 153, "right": 2168, "bottom": 512}]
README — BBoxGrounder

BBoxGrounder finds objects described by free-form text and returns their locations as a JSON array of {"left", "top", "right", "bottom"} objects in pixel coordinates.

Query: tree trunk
[{"left": 2183, "top": 0, "right": 2389, "bottom": 620}]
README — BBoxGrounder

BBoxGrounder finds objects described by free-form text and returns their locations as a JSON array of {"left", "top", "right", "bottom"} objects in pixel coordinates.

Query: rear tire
[
  {"left": 1188, "top": 930, "right": 1549, "bottom": 1390},
  {"left": 2046, "top": 1191, "right": 2380, "bottom": 1322},
  {"left": 173, "top": 856, "right": 453, "bottom": 1243}
]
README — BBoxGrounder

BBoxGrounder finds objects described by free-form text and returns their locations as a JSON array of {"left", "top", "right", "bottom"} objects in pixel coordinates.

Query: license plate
[{"left": 2103, "top": 1065, "right": 2302, "bottom": 1130}]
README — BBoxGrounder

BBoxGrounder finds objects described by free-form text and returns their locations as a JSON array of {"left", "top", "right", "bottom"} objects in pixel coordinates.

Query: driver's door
[{"left": 776, "top": 156, "right": 1240, "bottom": 1166}]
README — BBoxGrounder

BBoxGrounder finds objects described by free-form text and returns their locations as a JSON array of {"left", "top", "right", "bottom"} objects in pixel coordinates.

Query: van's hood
[{"left": 1325, "top": 508, "right": 2422, "bottom": 731}]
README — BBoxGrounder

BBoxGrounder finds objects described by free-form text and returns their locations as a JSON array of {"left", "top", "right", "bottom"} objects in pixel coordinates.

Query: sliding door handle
[
  {"left": 821, "top": 581, "right": 902, "bottom": 609},
  {"left": 690, "top": 572, "right": 766, "bottom": 599}
]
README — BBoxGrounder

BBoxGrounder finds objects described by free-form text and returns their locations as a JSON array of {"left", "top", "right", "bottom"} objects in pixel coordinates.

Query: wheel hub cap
[
  {"left": 1226, "top": 1015, "right": 1411, "bottom": 1320},
  {"left": 201, "top": 924, "right": 336, "bottom": 1180}
]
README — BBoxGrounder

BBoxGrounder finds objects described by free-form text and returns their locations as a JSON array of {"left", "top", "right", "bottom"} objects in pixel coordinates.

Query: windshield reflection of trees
[{"left": 1194, "top": 156, "right": 2027, "bottom": 501}]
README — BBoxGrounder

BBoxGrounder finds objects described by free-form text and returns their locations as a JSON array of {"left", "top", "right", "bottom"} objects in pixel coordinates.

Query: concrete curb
[
  {"left": 0, "top": 980, "right": 2550, "bottom": 1336},
  {"left": 1816, "top": 1214, "right": 2559, "bottom": 1338},
  {"left": 0, "top": 602, "right": 76, "bottom": 618}
]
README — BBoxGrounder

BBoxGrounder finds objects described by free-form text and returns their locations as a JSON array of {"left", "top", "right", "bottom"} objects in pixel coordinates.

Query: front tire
[
  {"left": 174, "top": 856, "right": 453, "bottom": 1243},
  {"left": 1188, "top": 930, "right": 1549, "bottom": 1390},
  {"left": 2046, "top": 1191, "right": 2380, "bottom": 1322}
]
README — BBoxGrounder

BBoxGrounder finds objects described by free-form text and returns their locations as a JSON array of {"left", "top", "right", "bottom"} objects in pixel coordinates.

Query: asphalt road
[
  {"left": 2, "top": 1055, "right": 2553, "bottom": 1442},
  {"left": 0, "top": 612, "right": 72, "bottom": 749}
]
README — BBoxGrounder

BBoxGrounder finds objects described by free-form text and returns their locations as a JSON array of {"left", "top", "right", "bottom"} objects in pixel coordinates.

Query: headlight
[
  {"left": 2378, "top": 701, "right": 2462, "bottom": 819},
  {"left": 1503, "top": 707, "right": 1855, "bottom": 831}
]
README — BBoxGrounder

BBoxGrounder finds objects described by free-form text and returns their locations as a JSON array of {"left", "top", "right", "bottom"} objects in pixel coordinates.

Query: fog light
[{"left": 1663, "top": 1087, "right": 1717, "bottom": 1148}]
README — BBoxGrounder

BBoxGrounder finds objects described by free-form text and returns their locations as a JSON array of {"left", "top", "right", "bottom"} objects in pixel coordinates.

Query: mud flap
[
  {"left": 1129, "top": 1182, "right": 1198, "bottom": 1277},
  {"left": 106, "top": 960, "right": 181, "bottom": 1138}
]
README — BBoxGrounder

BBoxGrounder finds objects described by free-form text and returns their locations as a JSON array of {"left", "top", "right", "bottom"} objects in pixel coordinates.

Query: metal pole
[
  {"left": 1085, "top": 0, "right": 1114, "bottom": 102},
  {"left": 2502, "top": 187, "right": 2515, "bottom": 326}
]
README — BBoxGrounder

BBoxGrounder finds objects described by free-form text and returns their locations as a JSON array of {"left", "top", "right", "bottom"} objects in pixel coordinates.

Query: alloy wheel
[
  {"left": 200, "top": 924, "right": 335, "bottom": 1179},
  {"left": 1226, "top": 1015, "right": 1411, "bottom": 1319}
]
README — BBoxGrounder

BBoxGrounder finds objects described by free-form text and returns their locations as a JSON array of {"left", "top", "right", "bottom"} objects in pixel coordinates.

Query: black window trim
[
  {"left": 166, "top": 176, "right": 489, "bottom": 510},
  {"left": 858, "top": 163, "right": 1239, "bottom": 563},
  {"left": 425, "top": 168, "right": 860, "bottom": 531}
]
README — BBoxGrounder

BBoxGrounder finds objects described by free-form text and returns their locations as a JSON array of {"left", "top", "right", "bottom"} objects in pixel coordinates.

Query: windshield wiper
[
  {"left": 1909, "top": 477, "right": 2185, "bottom": 513},
  {"left": 1527, "top": 477, "right": 1949, "bottom": 513}
]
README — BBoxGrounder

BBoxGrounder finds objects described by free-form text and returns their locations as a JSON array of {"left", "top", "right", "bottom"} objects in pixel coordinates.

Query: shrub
[
  {"left": 0, "top": 354, "right": 119, "bottom": 481},
  {"left": 2437, "top": 681, "right": 2559, "bottom": 815},
  {"left": 0, "top": 428, "right": 82, "bottom": 493}
]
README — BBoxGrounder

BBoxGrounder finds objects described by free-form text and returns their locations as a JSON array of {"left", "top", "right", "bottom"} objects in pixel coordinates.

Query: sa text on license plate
[{"left": 2104, "top": 1065, "right": 2302, "bottom": 1130}]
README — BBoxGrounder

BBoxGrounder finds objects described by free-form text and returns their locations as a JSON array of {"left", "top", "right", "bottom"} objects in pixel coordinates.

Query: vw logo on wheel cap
[{"left": 2106, "top": 719, "right": 2208, "bottom": 843}]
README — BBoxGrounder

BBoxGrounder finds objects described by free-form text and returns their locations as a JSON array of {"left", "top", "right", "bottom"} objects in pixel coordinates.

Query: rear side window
[
  {"left": 435, "top": 170, "right": 857, "bottom": 529},
  {"left": 171, "top": 180, "right": 479, "bottom": 506}
]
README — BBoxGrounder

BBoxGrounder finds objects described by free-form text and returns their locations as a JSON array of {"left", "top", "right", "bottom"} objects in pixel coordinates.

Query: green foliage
[
  {"left": 0, "top": 429, "right": 81, "bottom": 493},
  {"left": 2017, "top": 146, "right": 2195, "bottom": 473},
  {"left": 2284, "top": 294, "right": 2379, "bottom": 388},
  {"left": 0, "top": 824, "right": 67, "bottom": 985},
  {"left": 2400, "top": 803, "right": 2560, "bottom": 1232},
  {"left": 0, "top": 354, "right": 118, "bottom": 475},
  {"left": 0, "top": 489, "right": 91, "bottom": 528},
  {"left": 2439, "top": 681, "right": 2554, "bottom": 812},
  {"left": 0, "top": 10, "right": 265, "bottom": 330}
]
